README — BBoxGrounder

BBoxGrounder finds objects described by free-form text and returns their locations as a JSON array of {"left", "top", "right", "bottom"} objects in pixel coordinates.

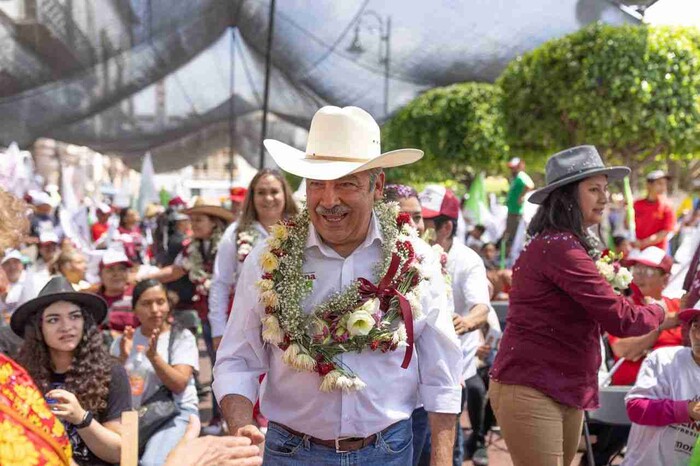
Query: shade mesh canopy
[{"left": 0, "top": 0, "right": 635, "bottom": 171}]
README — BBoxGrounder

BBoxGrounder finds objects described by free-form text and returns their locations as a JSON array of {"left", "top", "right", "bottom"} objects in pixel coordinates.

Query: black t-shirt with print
[{"left": 50, "top": 362, "right": 132, "bottom": 466}]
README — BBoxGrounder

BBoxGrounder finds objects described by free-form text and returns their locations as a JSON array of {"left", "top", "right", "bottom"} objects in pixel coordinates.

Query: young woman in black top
[{"left": 12, "top": 276, "right": 132, "bottom": 466}]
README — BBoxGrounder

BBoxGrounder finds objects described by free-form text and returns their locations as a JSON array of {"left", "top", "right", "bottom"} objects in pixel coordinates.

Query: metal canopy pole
[
  {"left": 229, "top": 26, "right": 236, "bottom": 186},
  {"left": 259, "top": 0, "right": 277, "bottom": 170}
]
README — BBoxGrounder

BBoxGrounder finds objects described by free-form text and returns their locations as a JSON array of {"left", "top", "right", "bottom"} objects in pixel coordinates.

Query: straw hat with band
[
  {"left": 10, "top": 276, "right": 107, "bottom": 337},
  {"left": 529, "top": 145, "right": 629, "bottom": 205},
  {"left": 183, "top": 203, "right": 235, "bottom": 224},
  {"left": 264, "top": 106, "right": 423, "bottom": 181}
]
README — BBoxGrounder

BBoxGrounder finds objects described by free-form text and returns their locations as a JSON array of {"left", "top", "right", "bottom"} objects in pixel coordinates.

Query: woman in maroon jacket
[{"left": 489, "top": 145, "right": 668, "bottom": 466}]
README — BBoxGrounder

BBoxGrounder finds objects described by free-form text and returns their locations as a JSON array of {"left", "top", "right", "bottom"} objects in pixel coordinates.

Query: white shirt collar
[{"left": 306, "top": 210, "right": 383, "bottom": 258}]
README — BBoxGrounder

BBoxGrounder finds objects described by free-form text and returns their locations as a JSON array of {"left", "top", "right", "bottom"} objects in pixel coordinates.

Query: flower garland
[
  {"left": 181, "top": 227, "right": 223, "bottom": 300},
  {"left": 595, "top": 251, "right": 633, "bottom": 294},
  {"left": 236, "top": 225, "right": 261, "bottom": 263},
  {"left": 256, "top": 202, "right": 428, "bottom": 392}
]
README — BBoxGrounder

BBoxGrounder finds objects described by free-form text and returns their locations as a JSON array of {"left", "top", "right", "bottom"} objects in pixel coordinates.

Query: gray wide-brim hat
[
  {"left": 10, "top": 276, "right": 107, "bottom": 337},
  {"left": 529, "top": 145, "right": 630, "bottom": 204}
]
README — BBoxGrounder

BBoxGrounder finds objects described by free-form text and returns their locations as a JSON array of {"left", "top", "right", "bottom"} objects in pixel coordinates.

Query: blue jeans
[
  {"left": 411, "top": 408, "right": 431, "bottom": 466},
  {"left": 263, "top": 419, "right": 413, "bottom": 466},
  {"left": 140, "top": 405, "right": 199, "bottom": 466}
]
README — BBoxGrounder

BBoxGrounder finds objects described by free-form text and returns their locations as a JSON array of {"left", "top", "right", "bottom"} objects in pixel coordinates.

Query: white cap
[
  {"left": 30, "top": 191, "right": 56, "bottom": 207},
  {"left": 97, "top": 203, "right": 111, "bottom": 214},
  {"left": 507, "top": 157, "right": 522, "bottom": 168},
  {"left": 39, "top": 231, "right": 59, "bottom": 244},
  {"left": 1, "top": 249, "right": 23, "bottom": 265},
  {"left": 100, "top": 249, "right": 132, "bottom": 268}
]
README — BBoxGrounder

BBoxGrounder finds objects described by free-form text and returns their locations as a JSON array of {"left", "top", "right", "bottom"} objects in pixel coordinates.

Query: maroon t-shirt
[{"left": 490, "top": 231, "right": 665, "bottom": 410}]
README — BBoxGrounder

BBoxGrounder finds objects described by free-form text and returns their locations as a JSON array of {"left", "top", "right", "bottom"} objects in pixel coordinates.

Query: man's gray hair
[{"left": 368, "top": 168, "right": 383, "bottom": 191}]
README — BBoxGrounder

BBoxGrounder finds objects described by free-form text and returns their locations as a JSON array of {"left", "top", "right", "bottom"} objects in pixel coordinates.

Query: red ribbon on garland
[{"left": 358, "top": 252, "right": 415, "bottom": 369}]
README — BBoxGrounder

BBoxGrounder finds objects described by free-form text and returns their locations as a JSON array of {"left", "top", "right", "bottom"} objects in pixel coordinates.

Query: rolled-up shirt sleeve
[
  {"left": 416, "top": 244, "right": 463, "bottom": 414},
  {"left": 209, "top": 222, "right": 238, "bottom": 338},
  {"left": 213, "top": 244, "right": 269, "bottom": 405}
]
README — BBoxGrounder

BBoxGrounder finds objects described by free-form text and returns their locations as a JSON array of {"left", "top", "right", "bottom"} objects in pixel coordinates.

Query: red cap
[
  {"left": 230, "top": 187, "right": 248, "bottom": 203},
  {"left": 419, "top": 185, "right": 460, "bottom": 220},
  {"left": 168, "top": 196, "right": 186, "bottom": 207},
  {"left": 625, "top": 247, "right": 673, "bottom": 274}
]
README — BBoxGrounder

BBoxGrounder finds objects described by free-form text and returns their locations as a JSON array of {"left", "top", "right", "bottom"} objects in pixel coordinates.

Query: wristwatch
[{"left": 74, "top": 410, "right": 93, "bottom": 429}]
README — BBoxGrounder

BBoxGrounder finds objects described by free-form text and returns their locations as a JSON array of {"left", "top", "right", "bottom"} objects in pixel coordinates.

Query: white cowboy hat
[{"left": 264, "top": 106, "right": 423, "bottom": 181}]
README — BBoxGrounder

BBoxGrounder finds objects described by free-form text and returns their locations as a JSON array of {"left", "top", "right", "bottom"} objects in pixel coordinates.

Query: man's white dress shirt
[
  {"left": 214, "top": 213, "right": 462, "bottom": 439},
  {"left": 447, "top": 242, "right": 498, "bottom": 381},
  {"left": 209, "top": 221, "right": 269, "bottom": 338}
]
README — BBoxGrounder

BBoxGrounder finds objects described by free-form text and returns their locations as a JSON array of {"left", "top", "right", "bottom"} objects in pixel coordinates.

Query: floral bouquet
[{"left": 595, "top": 251, "right": 633, "bottom": 294}]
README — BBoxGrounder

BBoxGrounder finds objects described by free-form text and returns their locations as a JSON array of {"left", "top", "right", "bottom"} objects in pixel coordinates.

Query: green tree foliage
[
  {"left": 498, "top": 23, "right": 700, "bottom": 187},
  {"left": 383, "top": 82, "right": 509, "bottom": 185}
]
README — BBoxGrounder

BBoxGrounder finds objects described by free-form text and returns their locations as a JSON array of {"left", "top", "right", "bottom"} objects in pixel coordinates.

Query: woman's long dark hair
[
  {"left": 18, "top": 308, "right": 114, "bottom": 416},
  {"left": 527, "top": 180, "right": 599, "bottom": 253}
]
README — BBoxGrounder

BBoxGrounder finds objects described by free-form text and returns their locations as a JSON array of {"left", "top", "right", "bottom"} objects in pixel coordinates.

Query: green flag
[
  {"left": 159, "top": 187, "right": 171, "bottom": 207},
  {"left": 465, "top": 173, "right": 487, "bottom": 224}
]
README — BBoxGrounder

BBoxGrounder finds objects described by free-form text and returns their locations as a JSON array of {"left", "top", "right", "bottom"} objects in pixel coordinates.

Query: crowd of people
[{"left": 0, "top": 104, "right": 699, "bottom": 466}]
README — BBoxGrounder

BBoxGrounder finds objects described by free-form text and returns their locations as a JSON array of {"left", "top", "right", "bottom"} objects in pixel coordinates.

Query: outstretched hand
[
  {"left": 164, "top": 415, "right": 262, "bottom": 466},
  {"left": 236, "top": 424, "right": 266, "bottom": 447}
]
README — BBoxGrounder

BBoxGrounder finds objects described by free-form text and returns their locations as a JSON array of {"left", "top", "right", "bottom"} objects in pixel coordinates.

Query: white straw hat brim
[{"left": 264, "top": 139, "right": 423, "bottom": 181}]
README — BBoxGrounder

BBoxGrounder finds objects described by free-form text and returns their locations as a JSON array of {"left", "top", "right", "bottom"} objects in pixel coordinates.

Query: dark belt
[{"left": 270, "top": 422, "right": 383, "bottom": 453}]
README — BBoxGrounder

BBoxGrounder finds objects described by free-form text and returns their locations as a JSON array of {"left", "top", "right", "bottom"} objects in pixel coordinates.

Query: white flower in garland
[
  {"left": 271, "top": 224, "right": 289, "bottom": 241},
  {"left": 260, "top": 251, "right": 280, "bottom": 273},
  {"left": 261, "top": 290, "right": 280, "bottom": 308},
  {"left": 262, "top": 315, "right": 285, "bottom": 344},
  {"left": 346, "top": 309, "right": 376, "bottom": 336},
  {"left": 320, "top": 370, "right": 342, "bottom": 392},
  {"left": 406, "top": 290, "right": 423, "bottom": 318},
  {"left": 256, "top": 279, "right": 274, "bottom": 292},
  {"left": 392, "top": 323, "right": 408, "bottom": 347}
]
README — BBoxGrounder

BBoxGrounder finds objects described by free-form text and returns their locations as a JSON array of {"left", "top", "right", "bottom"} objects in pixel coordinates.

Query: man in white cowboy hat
[{"left": 214, "top": 106, "right": 462, "bottom": 465}]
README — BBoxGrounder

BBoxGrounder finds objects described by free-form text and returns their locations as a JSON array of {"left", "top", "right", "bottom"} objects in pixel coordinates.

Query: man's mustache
[{"left": 315, "top": 205, "right": 351, "bottom": 216}]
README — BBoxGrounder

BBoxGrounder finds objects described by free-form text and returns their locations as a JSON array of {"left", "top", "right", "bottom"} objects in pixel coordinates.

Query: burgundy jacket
[{"left": 490, "top": 231, "right": 665, "bottom": 409}]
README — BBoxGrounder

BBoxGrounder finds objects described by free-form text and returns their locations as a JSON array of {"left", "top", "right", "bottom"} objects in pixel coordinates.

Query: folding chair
[{"left": 583, "top": 356, "right": 631, "bottom": 466}]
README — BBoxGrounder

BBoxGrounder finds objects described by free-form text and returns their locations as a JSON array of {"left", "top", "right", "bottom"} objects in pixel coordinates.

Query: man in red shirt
[
  {"left": 633, "top": 170, "right": 675, "bottom": 251},
  {"left": 608, "top": 246, "right": 682, "bottom": 386},
  {"left": 91, "top": 203, "right": 112, "bottom": 243}
]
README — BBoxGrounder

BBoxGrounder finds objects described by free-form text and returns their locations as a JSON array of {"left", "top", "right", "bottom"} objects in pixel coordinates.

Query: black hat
[
  {"left": 10, "top": 276, "right": 107, "bottom": 337},
  {"left": 529, "top": 145, "right": 630, "bottom": 204}
]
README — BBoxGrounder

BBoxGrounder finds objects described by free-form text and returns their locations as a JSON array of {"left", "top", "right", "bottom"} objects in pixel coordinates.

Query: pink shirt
[{"left": 490, "top": 231, "right": 665, "bottom": 409}]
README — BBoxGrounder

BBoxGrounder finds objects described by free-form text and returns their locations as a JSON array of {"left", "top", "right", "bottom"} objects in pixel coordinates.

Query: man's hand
[
  {"left": 476, "top": 336, "right": 494, "bottom": 361},
  {"left": 164, "top": 415, "right": 262, "bottom": 466},
  {"left": 452, "top": 315, "right": 471, "bottom": 335},
  {"left": 236, "top": 424, "right": 265, "bottom": 446}
]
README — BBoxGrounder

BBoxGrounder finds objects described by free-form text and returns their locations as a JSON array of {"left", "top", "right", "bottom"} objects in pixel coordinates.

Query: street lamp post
[{"left": 346, "top": 11, "right": 391, "bottom": 116}]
